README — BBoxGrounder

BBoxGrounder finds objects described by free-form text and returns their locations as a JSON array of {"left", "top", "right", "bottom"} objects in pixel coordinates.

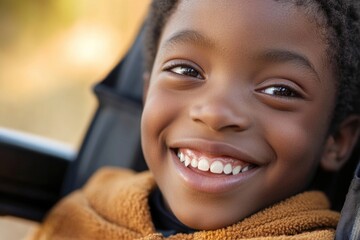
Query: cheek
[
  {"left": 141, "top": 96, "right": 163, "bottom": 160},
  {"left": 141, "top": 98, "right": 167, "bottom": 187},
  {"left": 141, "top": 89, "right": 186, "bottom": 198},
  {"left": 263, "top": 112, "right": 328, "bottom": 186},
  {"left": 141, "top": 88, "right": 180, "bottom": 165}
]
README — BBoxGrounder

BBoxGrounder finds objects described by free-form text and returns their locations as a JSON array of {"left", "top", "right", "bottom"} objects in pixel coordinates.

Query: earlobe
[
  {"left": 321, "top": 115, "right": 360, "bottom": 171},
  {"left": 321, "top": 137, "right": 341, "bottom": 171},
  {"left": 143, "top": 72, "right": 150, "bottom": 104}
]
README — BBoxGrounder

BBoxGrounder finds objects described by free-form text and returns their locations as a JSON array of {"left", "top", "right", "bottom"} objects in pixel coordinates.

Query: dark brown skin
[{"left": 141, "top": 0, "right": 359, "bottom": 230}]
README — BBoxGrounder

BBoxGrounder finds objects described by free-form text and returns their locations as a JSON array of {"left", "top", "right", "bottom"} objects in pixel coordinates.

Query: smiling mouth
[{"left": 175, "top": 148, "right": 257, "bottom": 176}]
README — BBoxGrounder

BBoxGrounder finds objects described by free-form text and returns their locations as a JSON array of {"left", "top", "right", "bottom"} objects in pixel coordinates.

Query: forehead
[{"left": 164, "top": 1, "right": 324, "bottom": 52}]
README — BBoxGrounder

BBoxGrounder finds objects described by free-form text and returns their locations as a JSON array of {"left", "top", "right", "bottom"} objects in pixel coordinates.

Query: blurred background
[
  {"left": 0, "top": 0, "right": 150, "bottom": 148},
  {"left": 0, "top": 0, "right": 150, "bottom": 239}
]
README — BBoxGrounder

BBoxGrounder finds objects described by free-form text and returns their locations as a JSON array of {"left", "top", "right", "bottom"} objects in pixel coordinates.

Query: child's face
[{"left": 141, "top": 0, "right": 336, "bottom": 230}]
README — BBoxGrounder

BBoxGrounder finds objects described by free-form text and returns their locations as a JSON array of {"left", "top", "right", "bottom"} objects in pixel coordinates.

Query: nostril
[
  {"left": 190, "top": 104, "right": 251, "bottom": 132},
  {"left": 226, "top": 124, "right": 246, "bottom": 132}
]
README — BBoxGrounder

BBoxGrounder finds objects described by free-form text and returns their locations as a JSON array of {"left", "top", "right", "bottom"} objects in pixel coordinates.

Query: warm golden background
[
  {"left": 0, "top": 0, "right": 150, "bottom": 148},
  {"left": 0, "top": 0, "right": 150, "bottom": 239}
]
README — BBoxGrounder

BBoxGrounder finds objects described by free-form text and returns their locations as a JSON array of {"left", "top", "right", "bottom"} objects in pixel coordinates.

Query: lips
[
  {"left": 167, "top": 139, "right": 261, "bottom": 193},
  {"left": 170, "top": 140, "right": 262, "bottom": 194}
]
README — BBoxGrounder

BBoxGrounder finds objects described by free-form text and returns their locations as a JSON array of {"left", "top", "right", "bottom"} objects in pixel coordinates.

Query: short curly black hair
[
  {"left": 143, "top": 0, "right": 360, "bottom": 210},
  {"left": 144, "top": 0, "right": 360, "bottom": 130}
]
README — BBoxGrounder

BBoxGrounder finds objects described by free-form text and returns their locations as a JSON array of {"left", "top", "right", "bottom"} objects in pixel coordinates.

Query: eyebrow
[
  {"left": 161, "top": 30, "right": 320, "bottom": 82},
  {"left": 162, "top": 30, "right": 216, "bottom": 50},
  {"left": 260, "top": 49, "right": 320, "bottom": 81}
]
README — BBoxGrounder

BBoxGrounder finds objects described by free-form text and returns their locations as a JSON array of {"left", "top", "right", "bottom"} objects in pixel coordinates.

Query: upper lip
[{"left": 169, "top": 138, "right": 261, "bottom": 166}]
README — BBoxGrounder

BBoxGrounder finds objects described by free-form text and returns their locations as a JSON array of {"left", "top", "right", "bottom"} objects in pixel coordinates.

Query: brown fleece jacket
[{"left": 31, "top": 168, "right": 339, "bottom": 240}]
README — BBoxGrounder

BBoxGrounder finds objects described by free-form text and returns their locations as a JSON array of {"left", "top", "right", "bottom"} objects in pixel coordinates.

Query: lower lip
[{"left": 170, "top": 150, "right": 259, "bottom": 194}]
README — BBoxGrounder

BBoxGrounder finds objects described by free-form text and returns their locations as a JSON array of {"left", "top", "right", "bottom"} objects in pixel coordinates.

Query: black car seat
[
  {"left": 335, "top": 148, "right": 360, "bottom": 240},
  {"left": 61, "top": 25, "right": 148, "bottom": 195}
]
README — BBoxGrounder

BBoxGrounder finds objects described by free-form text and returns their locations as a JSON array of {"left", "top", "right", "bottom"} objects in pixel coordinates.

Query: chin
[
  {"left": 176, "top": 209, "right": 241, "bottom": 230},
  {"left": 166, "top": 194, "right": 249, "bottom": 230}
]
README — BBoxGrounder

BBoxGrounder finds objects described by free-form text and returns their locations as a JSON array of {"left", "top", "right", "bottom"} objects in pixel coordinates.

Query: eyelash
[
  {"left": 163, "top": 63, "right": 204, "bottom": 79},
  {"left": 163, "top": 63, "right": 302, "bottom": 99}
]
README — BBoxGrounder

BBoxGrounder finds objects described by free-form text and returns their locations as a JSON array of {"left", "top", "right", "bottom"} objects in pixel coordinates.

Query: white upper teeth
[
  {"left": 241, "top": 165, "right": 249, "bottom": 173},
  {"left": 210, "top": 161, "right": 223, "bottom": 174},
  {"left": 198, "top": 158, "right": 210, "bottom": 171},
  {"left": 185, "top": 156, "right": 191, "bottom": 167},
  {"left": 223, "top": 163, "right": 232, "bottom": 175},
  {"left": 177, "top": 150, "right": 253, "bottom": 175},
  {"left": 191, "top": 158, "right": 198, "bottom": 168},
  {"left": 232, "top": 166, "right": 241, "bottom": 175},
  {"left": 178, "top": 152, "right": 184, "bottom": 162}
]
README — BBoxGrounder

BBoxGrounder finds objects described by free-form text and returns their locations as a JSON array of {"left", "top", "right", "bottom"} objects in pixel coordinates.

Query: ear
[
  {"left": 321, "top": 115, "right": 360, "bottom": 171},
  {"left": 142, "top": 71, "right": 150, "bottom": 104}
]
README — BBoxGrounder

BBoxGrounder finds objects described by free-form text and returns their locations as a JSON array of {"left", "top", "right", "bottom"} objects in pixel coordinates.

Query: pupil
[
  {"left": 275, "top": 87, "right": 294, "bottom": 97},
  {"left": 182, "top": 67, "right": 198, "bottom": 77}
]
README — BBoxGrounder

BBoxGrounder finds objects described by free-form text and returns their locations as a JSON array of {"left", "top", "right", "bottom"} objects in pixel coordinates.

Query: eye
[
  {"left": 261, "top": 85, "right": 301, "bottom": 98},
  {"left": 165, "top": 64, "right": 204, "bottom": 79}
]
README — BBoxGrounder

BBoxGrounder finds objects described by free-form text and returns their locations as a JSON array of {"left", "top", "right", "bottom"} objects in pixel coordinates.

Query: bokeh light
[{"left": 0, "top": 0, "right": 150, "bottom": 148}]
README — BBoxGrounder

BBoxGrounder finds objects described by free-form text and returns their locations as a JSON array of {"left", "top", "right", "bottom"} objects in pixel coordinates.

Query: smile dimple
[{"left": 176, "top": 148, "right": 256, "bottom": 175}]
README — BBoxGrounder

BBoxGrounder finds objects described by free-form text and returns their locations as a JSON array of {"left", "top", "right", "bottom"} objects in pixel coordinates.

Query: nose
[{"left": 189, "top": 92, "right": 252, "bottom": 132}]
